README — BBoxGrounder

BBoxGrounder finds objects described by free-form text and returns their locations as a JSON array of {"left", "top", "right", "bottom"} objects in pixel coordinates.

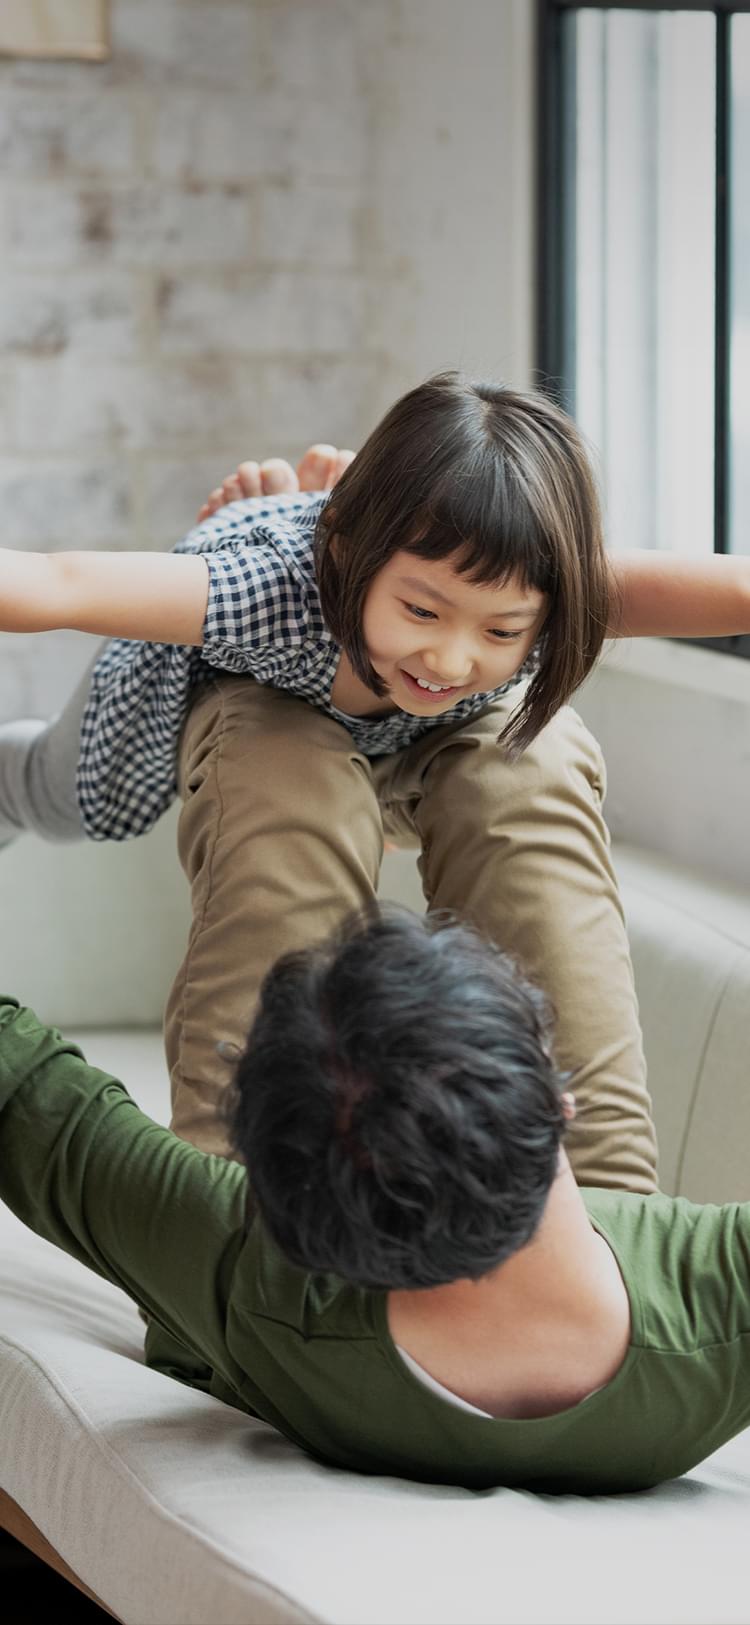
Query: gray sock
[
  {"left": 0, "top": 719, "right": 46, "bottom": 845},
  {"left": 0, "top": 715, "right": 83, "bottom": 844}
]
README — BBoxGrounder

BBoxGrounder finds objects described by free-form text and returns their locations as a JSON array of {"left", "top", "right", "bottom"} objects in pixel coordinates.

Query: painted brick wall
[
  {"left": 0, "top": 1, "right": 367, "bottom": 710},
  {"left": 0, "top": 0, "right": 533, "bottom": 715},
  {"left": 0, "top": 0, "right": 534, "bottom": 1019}
]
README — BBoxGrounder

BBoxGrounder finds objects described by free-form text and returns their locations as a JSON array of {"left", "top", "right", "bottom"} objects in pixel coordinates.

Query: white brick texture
[
  {"left": 261, "top": 356, "right": 382, "bottom": 450},
  {"left": 258, "top": 182, "right": 360, "bottom": 267},
  {"left": 0, "top": 87, "right": 135, "bottom": 175},
  {"left": 12, "top": 358, "right": 263, "bottom": 453},
  {"left": 113, "top": 1, "right": 258, "bottom": 89},
  {"left": 3, "top": 183, "right": 252, "bottom": 266},
  {"left": 0, "top": 271, "right": 139, "bottom": 355},
  {"left": 0, "top": 0, "right": 535, "bottom": 727},
  {"left": 155, "top": 271, "right": 367, "bottom": 356},
  {"left": 0, "top": 460, "right": 132, "bottom": 546}
]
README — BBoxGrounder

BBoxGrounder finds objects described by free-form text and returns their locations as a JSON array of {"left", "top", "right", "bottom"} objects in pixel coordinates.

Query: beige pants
[{"left": 165, "top": 677, "right": 658, "bottom": 1192}]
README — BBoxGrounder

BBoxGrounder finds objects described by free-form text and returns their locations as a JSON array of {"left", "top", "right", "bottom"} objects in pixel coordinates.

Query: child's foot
[
  {"left": 296, "top": 444, "right": 355, "bottom": 492},
  {"left": 197, "top": 459, "right": 292, "bottom": 521},
  {"left": 196, "top": 445, "right": 355, "bottom": 522}
]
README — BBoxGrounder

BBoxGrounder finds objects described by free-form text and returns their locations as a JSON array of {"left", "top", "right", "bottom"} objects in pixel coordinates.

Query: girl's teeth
[{"left": 416, "top": 678, "right": 450, "bottom": 692}]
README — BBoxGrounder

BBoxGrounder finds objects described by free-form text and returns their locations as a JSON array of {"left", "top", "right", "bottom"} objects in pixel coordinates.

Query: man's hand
[{"left": 197, "top": 444, "right": 355, "bottom": 523}]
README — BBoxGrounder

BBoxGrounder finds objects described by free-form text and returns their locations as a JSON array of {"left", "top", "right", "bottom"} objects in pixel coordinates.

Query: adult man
[{"left": 1, "top": 906, "right": 748, "bottom": 1493}]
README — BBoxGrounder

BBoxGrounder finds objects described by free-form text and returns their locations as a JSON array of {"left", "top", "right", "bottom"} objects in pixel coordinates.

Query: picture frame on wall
[{"left": 0, "top": 0, "right": 110, "bottom": 60}]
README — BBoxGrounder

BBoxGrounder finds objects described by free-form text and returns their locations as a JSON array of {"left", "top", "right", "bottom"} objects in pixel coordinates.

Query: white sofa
[{"left": 1, "top": 843, "right": 750, "bottom": 1625}]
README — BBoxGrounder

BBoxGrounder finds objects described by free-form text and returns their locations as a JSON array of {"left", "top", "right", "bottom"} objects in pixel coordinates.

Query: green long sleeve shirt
[{"left": 2, "top": 997, "right": 750, "bottom": 1494}]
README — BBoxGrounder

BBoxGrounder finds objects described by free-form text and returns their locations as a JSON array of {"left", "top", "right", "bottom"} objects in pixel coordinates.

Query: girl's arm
[
  {"left": 0, "top": 548, "right": 209, "bottom": 645},
  {"left": 607, "top": 551, "right": 750, "bottom": 639}
]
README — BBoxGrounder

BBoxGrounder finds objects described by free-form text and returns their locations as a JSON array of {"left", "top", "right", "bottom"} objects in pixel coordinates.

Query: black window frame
[{"left": 537, "top": 0, "right": 750, "bottom": 659}]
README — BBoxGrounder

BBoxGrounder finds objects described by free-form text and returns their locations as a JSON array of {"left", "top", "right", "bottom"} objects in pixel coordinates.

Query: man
[{"left": 1, "top": 904, "right": 749, "bottom": 1493}]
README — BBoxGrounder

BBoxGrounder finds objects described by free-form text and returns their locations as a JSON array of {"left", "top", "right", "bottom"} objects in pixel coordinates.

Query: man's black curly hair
[{"left": 229, "top": 906, "right": 568, "bottom": 1290}]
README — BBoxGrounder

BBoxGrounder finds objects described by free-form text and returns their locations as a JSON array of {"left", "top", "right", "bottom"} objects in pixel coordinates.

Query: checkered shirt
[{"left": 77, "top": 492, "right": 535, "bottom": 840}]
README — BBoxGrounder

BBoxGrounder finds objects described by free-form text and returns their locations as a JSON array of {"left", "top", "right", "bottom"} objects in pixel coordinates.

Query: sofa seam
[{"left": 673, "top": 945, "right": 750, "bottom": 1194}]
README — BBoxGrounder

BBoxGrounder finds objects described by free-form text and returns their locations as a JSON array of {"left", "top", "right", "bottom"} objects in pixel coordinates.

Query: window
[{"left": 538, "top": 0, "right": 750, "bottom": 657}]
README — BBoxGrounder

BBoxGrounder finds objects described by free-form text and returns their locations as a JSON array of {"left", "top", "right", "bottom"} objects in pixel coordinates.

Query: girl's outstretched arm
[
  {"left": 0, "top": 548, "right": 209, "bottom": 645},
  {"left": 607, "top": 551, "right": 750, "bottom": 638}
]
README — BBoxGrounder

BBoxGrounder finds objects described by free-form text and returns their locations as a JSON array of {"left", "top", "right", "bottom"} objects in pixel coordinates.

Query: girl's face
[{"left": 362, "top": 550, "right": 548, "bottom": 715}]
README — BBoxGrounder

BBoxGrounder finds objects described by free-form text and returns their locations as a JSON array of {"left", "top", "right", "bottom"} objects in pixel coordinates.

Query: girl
[{"left": 1, "top": 373, "right": 747, "bottom": 1186}]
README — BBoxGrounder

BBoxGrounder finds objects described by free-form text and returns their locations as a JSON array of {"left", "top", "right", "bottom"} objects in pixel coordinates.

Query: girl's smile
[
  {"left": 362, "top": 551, "right": 548, "bottom": 717},
  {"left": 399, "top": 669, "right": 464, "bottom": 704}
]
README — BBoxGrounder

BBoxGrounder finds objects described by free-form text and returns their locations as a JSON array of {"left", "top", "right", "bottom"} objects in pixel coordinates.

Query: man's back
[
  {"left": 189, "top": 1184, "right": 750, "bottom": 1492},
  {"left": 2, "top": 996, "right": 750, "bottom": 1495}
]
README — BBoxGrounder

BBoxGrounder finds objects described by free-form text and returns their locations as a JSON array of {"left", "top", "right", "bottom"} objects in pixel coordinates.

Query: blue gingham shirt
[{"left": 78, "top": 493, "right": 534, "bottom": 840}]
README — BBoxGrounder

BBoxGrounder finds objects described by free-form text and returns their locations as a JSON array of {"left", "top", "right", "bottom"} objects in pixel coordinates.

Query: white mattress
[{"left": 2, "top": 1030, "right": 750, "bottom": 1625}]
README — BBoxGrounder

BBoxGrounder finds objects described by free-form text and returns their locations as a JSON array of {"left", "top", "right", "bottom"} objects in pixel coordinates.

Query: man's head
[{"left": 230, "top": 907, "right": 569, "bottom": 1290}]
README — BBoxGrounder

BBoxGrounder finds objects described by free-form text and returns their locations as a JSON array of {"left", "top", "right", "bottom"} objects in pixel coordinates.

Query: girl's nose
[{"left": 422, "top": 638, "right": 474, "bottom": 684}]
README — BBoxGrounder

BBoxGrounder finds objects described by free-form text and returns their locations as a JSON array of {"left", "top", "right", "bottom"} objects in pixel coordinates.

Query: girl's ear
[{"left": 561, "top": 1091, "right": 576, "bottom": 1121}]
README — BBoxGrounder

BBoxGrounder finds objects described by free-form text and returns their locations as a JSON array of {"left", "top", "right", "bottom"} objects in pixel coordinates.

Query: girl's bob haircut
[{"left": 314, "top": 372, "right": 612, "bottom": 753}]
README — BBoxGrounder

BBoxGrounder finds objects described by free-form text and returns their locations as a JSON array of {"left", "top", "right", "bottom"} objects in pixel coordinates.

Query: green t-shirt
[{"left": 1, "top": 998, "right": 750, "bottom": 1494}]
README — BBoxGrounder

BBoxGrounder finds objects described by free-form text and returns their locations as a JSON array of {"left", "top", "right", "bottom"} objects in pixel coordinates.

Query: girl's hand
[{"left": 197, "top": 445, "right": 355, "bottom": 522}]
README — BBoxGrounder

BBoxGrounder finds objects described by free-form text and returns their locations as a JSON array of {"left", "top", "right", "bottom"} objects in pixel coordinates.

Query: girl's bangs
[{"left": 405, "top": 479, "right": 558, "bottom": 595}]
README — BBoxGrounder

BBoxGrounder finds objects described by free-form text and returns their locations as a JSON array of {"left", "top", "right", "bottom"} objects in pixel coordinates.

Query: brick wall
[
  {"left": 0, "top": 0, "right": 534, "bottom": 1017},
  {"left": 0, "top": 1, "right": 378, "bottom": 557},
  {"left": 0, "top": 0, "right": 533, "bottom": 714}
]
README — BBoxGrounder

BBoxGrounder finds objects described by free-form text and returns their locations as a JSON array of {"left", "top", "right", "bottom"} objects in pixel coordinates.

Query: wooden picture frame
[{"left": 0, "top": 0, "right": 110, "bottom": 60}]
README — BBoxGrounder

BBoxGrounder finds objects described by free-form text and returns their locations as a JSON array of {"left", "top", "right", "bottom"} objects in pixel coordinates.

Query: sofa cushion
[{"left": 616, "top": 844, "right": 750, "bottom": 1201}]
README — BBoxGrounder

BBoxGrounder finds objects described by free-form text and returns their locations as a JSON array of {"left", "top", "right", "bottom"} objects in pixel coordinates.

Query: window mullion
[{"left": 715, "top": 9, "right": 731, "bottom": 555}]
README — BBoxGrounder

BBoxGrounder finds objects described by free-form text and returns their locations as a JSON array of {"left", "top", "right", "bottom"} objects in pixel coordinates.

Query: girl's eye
[
  {"left": 489, "top": 628, "right": 522, "bottom": 641},
  {"left": 405, "top": 603, "right": 436, "bottom": 620}
]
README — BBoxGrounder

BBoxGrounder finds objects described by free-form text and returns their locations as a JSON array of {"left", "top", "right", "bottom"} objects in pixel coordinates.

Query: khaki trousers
[{"left": 165, "top": 677, "right": 657, "bottom": 1192}]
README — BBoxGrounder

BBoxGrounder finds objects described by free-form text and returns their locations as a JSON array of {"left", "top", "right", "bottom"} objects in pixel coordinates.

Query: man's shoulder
[
  {"left": 582, "top": 1183, "right": 750, "bottom": 1354},
  {"left": 240, "top": 1219, "right": 377, "bottom": 1343},
  {"left": 582, "top": 1185, "right": 693, "bottom": 1250}
]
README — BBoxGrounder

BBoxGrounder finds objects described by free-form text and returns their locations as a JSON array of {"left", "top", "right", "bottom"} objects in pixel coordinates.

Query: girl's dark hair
[
  {"left": 315, "top": 371, "right": 611, "bottom": 753},
  {"left": 229, "top": 906, "right": 568, "bottom": 1291}
]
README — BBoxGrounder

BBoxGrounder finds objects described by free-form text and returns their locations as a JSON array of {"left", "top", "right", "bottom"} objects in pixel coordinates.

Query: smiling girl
[{"left": 1, "top": 373, "right": 748, "bottom": 1188}]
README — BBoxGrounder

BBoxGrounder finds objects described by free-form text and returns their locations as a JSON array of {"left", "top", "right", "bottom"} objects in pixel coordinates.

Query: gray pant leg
[{"left": 0, "top": 653, "right": 99, "bottom": 843}]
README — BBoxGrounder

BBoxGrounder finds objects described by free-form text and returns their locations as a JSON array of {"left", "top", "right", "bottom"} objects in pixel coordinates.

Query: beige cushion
[{"left": 616, "top": 844, "right": 750, "bottom": 1201}]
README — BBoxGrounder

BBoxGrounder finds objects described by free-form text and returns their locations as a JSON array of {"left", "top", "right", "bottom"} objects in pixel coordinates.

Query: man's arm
[
  {"left": 607, "top": 551, "right": 750, "bottom": 638},
  {"left": 0, "top": 549, "right": 209, "bottom": 645},
  {"left": 0, "top": 1000, "right": 249, "bottom": 1391}
]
